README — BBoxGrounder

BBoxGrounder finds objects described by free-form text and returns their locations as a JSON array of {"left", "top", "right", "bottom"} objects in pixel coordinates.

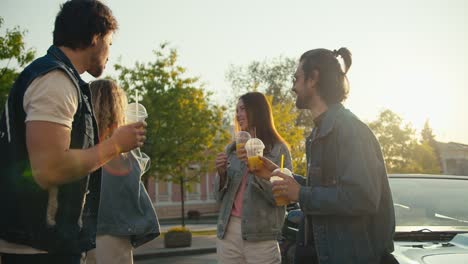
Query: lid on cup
[
  {"left": 244, "top": 138, "right": 265, "bottom": 156},
  {"left": 235, "top": 131, "right": 251, "bottom": 142},
  {"left": 273, "top": 167, "right": 292, "bottom": 176},
  {"left": 270, "top": 168, "right": 293, "bottom": 183},
  {"left": 126, "top": 102, "right": 148, "bottom": 123}
]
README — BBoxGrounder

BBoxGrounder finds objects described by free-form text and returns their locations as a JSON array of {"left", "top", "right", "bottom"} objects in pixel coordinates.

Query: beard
[
  {"left": 295, "top": 94, "right": 312, "bottom": 110},
  {"left": 88, "top": 62, "right": 105, "bottom": 78},
  {"left": 87, "top": 51, "right": 106, "bottom": 77}
]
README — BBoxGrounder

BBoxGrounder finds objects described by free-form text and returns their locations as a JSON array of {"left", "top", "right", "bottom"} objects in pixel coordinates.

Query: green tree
[
  {"left": 114, "top": 44, "right": 230, "bottom": 227},
  {"left": 418, "top": 120, "right": 442, "bottom": 173},
  {"left": 268, "top": 95, "right": 306, "bottom": 175},
  {"left": 421, "top": 120, "right": 436, "bottom": 145},
  {"left": 368, "top": 109, "right": 441, "bottom": 174},
  {"left": 0, "top": 17, "right": 36, "bottom": 111},
  {"left": 368, "top": 109, "right": 417, "bottom": 173},
  {"left": 226, "top": 57, "right": 310, "bottom": 175},
  {"left": 407, "top": 141, "right": 441, "bottom": 173},
  {"left": 226, "top": 57, "right": 297, "bottom": 104}
]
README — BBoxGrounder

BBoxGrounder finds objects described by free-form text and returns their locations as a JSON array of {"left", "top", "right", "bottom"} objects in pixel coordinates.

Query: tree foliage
[
  {"left": 268, "top": 95, "right": 306, "bottom": 175},
  {"left": 114, "top": 44, "right": 230, "bottom": 184},
  {"left": 418, "top": 120, "right": 442, "bottom": 173},
  {"left": 369, "top": 109, "right": 441, "bottom": 173},
  {"left": 0, "top": 17, "right": 36, "bottom": 111},
  {"left": 226, "top": 57, "right": 297, "bottom": 104},
  {"left": 368, "top": 109, "right": 416, "bottom": 171}
]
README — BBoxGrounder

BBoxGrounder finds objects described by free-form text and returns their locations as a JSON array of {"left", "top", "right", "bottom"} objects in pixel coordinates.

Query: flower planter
[{"left": 164, "top": 230, "right": 192, "bottom": 248}]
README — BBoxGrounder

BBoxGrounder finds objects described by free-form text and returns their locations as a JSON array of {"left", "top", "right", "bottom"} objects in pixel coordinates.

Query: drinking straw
[
  {"left": 135, "top": 89, "right": 139, "bottom": 121},
  {"left": 280, "top": 154, "right": 284, "bottom": 173}
]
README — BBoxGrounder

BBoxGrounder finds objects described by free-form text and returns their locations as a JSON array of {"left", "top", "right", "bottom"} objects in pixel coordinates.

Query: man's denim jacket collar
[
  {"left": 47, "top": 45, "right": 86, "bottom": 87},
  {"left": 309, "top": 103, "right": 344, "bottom": 142}
]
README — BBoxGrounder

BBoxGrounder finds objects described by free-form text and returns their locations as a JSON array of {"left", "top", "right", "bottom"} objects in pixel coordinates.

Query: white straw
[{"left": 135, "top": 89, "right": 139, "bottom": 121}]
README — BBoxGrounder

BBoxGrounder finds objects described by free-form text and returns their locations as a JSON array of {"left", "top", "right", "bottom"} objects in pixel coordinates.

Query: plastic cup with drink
[
  {"left": 126, "top": 101, "right": 148, "bottom": 123},
  {"left": 235, "top": 131, "right": 251, "bottom": 159},
  {"left": 270, "top": 155, "right": 293, "bottom": 206},
  {"left": 125, "top": 101, "right": 150, "bottom": 174},
  {"left": 244, "top": 138, "right": 265, "bottom": 170}
]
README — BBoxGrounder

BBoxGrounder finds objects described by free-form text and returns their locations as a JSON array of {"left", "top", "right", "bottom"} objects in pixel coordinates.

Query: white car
[{"left": 390, "top": 174, "right": 468, "bottom": 264}]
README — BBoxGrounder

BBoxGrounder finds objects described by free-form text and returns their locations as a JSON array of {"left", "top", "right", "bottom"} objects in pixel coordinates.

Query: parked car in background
[
  {"left": 279, "top": 174, "right": 468, "bottom": 264},
  {"left": 391, "top": 174, "right": 468, "bottom": 264}
]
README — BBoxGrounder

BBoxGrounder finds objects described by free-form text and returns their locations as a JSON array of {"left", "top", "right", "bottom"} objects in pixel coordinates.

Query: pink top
[{"left": 231, "top": 169, "right": 248, "bottom": 217}]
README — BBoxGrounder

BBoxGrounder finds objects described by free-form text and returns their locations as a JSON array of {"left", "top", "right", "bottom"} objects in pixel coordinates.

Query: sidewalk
[{"left": 133, "top": 223, "right": 217, "bottom": 260}]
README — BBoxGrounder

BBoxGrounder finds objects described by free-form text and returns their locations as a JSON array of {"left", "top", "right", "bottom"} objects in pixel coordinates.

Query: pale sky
[{"left": 1, "top": 0, "right": 467, "bottom": 144}]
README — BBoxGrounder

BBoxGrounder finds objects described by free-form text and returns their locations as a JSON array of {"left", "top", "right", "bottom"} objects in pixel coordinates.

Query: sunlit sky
[{"left": 1, "top": 0, "right": 467, "bottom": 144}]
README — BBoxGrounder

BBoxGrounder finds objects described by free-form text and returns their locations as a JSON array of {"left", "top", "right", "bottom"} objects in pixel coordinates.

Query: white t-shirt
[
  {"left": 0, "top": 70, "right": 78, "bottom": 254},
  {"left": 24, "top": 69, "right": 78, "bottom": 128}
]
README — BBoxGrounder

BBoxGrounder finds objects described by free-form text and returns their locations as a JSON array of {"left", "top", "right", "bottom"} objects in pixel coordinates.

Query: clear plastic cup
[
  {"left": 271, "top": 168, "right": 293, "bottom": 206},
  {"left": 126, "top": 102, "right": 148, "bottom": 123},
  {"left": 244, "top": 138, "right": 265, "bottom": 170},
  {"left": 125, "top": 102, "right": 150, "bottom": 173},
  {"left": 235, "top": 131, "right": 251, "bottom": 158}
]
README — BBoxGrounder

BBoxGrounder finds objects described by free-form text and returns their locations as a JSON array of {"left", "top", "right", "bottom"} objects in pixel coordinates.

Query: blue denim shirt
[
  {"left": 215, "top": 141, "right": 292, "bottom": 241},
  {"left": 296, "top": 104, "right": 395, "bottom": 264}
]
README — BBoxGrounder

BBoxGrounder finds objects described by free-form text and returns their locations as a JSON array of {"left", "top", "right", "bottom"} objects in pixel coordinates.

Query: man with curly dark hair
[{"left": 0, "top": 1, "right": 146, "bottom": 263}]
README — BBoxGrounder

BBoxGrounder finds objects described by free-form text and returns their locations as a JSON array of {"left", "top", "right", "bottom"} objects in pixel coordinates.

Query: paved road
[{"left": 135, "top": 253, "right": 218, "bottom": 264}]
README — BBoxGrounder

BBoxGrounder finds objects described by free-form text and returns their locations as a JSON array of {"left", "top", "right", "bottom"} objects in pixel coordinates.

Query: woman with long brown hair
[
  {"left": 214, "top": 91, "right": 292, "bottom": 264},
  {"left": 87, "top": 79, "right": 159, "bottom": 264}
]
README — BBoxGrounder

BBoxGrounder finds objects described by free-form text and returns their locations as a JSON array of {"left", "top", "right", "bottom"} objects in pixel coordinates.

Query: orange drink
[
  {"left": 270, "top": 168, "right": 293, "bottom": 206},
  {"left": 236, "top": 143, "right": 245, "bottom": 158},
  {"left": 235, "top": 132, "right": 251, "bottom": 159},
  {"left": 247, "top": 155, "right": 263, "bottom": 170},
  {"left": 273, "top": 188, "right": 290, "bottom": 206},
  {"left": 244, "top": 138, "right": 265, "bottom": 168}
]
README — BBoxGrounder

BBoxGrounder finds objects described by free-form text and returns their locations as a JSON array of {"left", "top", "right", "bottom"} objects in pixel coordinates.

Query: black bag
[{"left": 294, "top": 244, "right": 319, "bottom": 264}]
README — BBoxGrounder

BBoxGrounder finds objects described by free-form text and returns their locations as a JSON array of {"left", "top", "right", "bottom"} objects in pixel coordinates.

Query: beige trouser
[
  {"left": 217, "top": 216, "right": 281, "bottom": 264},
  {"left": 85, "top": 235, "right": 133, "bottom": 264}
]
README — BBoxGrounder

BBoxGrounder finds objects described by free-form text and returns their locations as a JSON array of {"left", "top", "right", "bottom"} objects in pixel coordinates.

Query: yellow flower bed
[{"left": 167, "top": 226, "right": 190, "bottom": 233}]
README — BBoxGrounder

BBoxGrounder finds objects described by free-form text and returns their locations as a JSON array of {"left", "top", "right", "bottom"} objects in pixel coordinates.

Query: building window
[
  {"left": 156, "top": 180, "right": 171, "bottom": 203},
  {"left": 186, "top": 181, "right": 201, "bottom": 201}
]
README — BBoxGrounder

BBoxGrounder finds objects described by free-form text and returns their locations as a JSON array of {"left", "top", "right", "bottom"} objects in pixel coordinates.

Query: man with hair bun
[{"left": 254, "top": 48, "right": 396, "bottom": 264}]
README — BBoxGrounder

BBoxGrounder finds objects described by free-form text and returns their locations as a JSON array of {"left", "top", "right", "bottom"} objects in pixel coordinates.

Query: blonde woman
[{"left": 88, "top": 79, "right": 159, "bottom": 264}]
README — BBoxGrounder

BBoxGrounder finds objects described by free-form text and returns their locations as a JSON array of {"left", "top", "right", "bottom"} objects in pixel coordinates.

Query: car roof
[{"left": 388, "top": 173, "right": 468, "bottom": 180}]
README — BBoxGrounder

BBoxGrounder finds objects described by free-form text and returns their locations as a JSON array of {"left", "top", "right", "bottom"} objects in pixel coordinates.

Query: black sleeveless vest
[{"left": 0, "top": 45, "right": 101, "bottom": 253}]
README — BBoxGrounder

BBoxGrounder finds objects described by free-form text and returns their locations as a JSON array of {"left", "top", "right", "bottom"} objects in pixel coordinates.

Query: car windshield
[{"left": 389, "top": 177, "right": 468, "bottom": 230}]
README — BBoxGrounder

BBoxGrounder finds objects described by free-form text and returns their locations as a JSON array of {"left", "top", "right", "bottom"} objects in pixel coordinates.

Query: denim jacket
[
  {"left": 97, "top": 154, "right": 160, "bottom": 248},
  {"left": 296, "top": 104, "right": 395, "bottom": 264},
  {"left": 215, "top": 141, "right": 292, "bottom": 241}
]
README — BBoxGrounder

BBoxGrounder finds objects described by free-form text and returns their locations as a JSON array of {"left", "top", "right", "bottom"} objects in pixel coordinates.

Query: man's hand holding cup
[
  {"left": 271, "top": 169, "right": 300, "bottom": 203},
  {"left": 248, "top": 156, "right": 279, "bottom": 180}
]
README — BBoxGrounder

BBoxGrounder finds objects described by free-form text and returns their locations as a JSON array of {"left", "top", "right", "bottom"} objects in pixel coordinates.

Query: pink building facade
[{"left": 146, "top": 171, "right": 219, "bottom": 219}]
